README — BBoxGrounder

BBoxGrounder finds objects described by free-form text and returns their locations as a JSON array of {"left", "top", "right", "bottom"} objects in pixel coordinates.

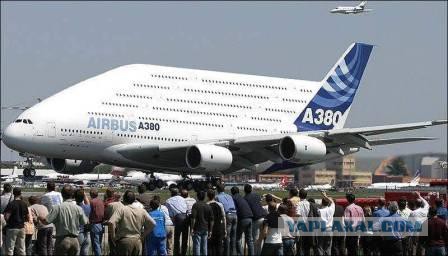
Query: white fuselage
[{"left": 3, "top": 64, "right": 321, "bottom": 174}]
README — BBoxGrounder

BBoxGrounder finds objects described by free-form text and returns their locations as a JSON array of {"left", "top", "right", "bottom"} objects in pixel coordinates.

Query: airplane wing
[{"left": 113, "top": 119, "right": 446, "bottom": 172}]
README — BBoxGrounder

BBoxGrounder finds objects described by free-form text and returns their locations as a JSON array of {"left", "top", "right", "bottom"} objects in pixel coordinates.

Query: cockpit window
[
  {"left": 27, "top": 119, "right": 33, "bottom": 124},
  {"left": 23, "top": 120, "right": 28, "bottom": 124},
  {"left": 15, "top": 119, "right": 22, "bottom": 123}
]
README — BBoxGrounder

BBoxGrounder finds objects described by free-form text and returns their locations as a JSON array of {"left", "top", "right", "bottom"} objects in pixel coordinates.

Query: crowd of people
[{"left": 0, "top": 181, "right": 447, "bottom": 256}]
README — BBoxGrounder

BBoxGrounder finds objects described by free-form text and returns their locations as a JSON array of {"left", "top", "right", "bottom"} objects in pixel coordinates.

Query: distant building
[
  {"left": 298, "top": 169, "right": 336, "bottom": 188},
  {"left": 326, "top": 155, "right": 356, "bottom": 177},
  {"left": 421, "top": 156, "right": 447, "bottom": 179},
  {"left": 222, "top": 169, "right": 257, "bottom": 182}
]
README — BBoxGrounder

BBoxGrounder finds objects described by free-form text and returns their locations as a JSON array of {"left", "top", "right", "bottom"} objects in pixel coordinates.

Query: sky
[{"left": 1, "top": 1, "right": 447, "bottom": 161}]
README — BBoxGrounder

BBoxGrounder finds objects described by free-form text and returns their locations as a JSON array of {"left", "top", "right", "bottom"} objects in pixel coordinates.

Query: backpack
[
  {"left": 209, "top": 202, "right": 225, "bottom": 239},
  {"left": 149, "top": 209, "right": 166, "bottom": 238}
]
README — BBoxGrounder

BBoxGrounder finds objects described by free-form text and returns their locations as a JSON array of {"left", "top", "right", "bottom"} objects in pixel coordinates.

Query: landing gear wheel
[
  {"left": 147, "top": 182, "right": 156, "bottom": 191},
  {"left": 155, "top": 179, "right": 164, "bottom": 189},
  {"left": 184, "top": 180, "right": 194, "bottom": 191},
  {"left": 23, "top": 168, "right": 30, "bottom": 178},
  {"left": 168, "top": 183, "right": 177, "bottom": 191},
  {"left": 30, "top": 168, "right": 36, "bottom": 177}
]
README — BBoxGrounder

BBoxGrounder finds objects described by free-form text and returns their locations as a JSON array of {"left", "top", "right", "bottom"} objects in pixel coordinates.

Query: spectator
[
  {"left": 166, "top": 188, "right": 188, "bottom": 256},
  {"left": 216, "top": 183, "right": 237, "bottom": 256},
  {"left": 262, "top": 194, "right": 281, "bottom": 212},
  {"left": 181, "top": 187, "right": 196, "bottom": 254},
  {"left": 410, "top": 191, "right": 430, "bottom": 256},
  {"left": 146, "top": 199, "right": 167, "bottom": 256},
  {"left": 260, "top": 202, "right": 283, "bottom": 256},
  {"left": 317, "top": 191, "right": 335, "bottom": 256},
  {"left": 381, "top": 201, "right": 408, "bottom": 256},
  {"left": 191, "top": 191, "right": 214, "bottom": 256},
  {"left": 331, "top": 201, "right": 345, "bottom": 256},
  {"left": 344, "top": 193, "right": 364, "bottom": 256},
  {"left": 206, "top": 189, "right": 226, "bottom": 256},
  {"left": 104, "top": 192, "right": 123, "bottom": 256},
  {"left": 231, "top": 186, "right": 254, "bottom": 256},
  {"left": 398, "top": 197, "right": 413, "bottom": 256},
  {"left": 373, "top": 198, "right": 390, "bottom": 217},
  {"left": 435, "top": 198, "right": 447, "bottom": 219},
  {"left": 1, "top": 184, "right": 13, "bottom": 213},
  {"left": 89, "top": 189, "right": 104, "bottom": 256},
  {"left": 104, "top": 188, "right": 116, "bottom": 208},
  {"left": 74, "top": 189, "right": 91, "bottom": 256},
  {"left": 23, "top": 205, "right": 34, "bottom": 256},
  {"left": 3, "top": 187, "right": 28, "bottom": 256},
  {"left": 137, "top": 184, "right": 152, "bottom": 211},
  {"left": 1, "top": 214, "right": 5, "bottom": 253},
  {"left": 244, "top": 184, "right": 267, "bottom": 256},
  {"left": 296, "top": 188, "right": 312, "bottom": 256},
  {"left": 153, "top": 195, "right": 174, "bottom": 256},
  {"left": 29, "top": 196, "right": 53, "bottom": 256},
  {"left": 278, "top": 204, "right": 295, "bottom": 256},
  {"left": 361, "top": 206, "right": 374, "bottom": 256},
  {"left": 422, "top": 207, "right": 448, "bottom": 256},
  {"left": 107, "top": 190, "right": 155, "bottom": 256},
  {"left": 41, "top": 181, "right": 63, "bottom": 210},
  {"left": 40, "top": 185, "right": 88, "bottom": 256}
]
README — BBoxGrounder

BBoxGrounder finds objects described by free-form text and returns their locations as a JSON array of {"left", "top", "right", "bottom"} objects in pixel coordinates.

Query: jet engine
[
  {"left": 186, "top": 144, "right": 233, "bottom": 171},
  {"left": 49, "top": 158, "right": 99, "bottom": 174},
  {"left": 279, "top": 135, "right": 327, "bottom": 162}
]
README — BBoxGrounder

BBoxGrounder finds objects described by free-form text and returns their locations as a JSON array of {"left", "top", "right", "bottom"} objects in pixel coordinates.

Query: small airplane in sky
[{"left": 330, "top": 1, "right": 373, "bottom": 14}]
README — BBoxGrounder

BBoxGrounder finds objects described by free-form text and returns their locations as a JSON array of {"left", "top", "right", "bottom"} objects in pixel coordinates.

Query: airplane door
[{"left": 47, "top": 122, "right": 56, "bottom": 138}]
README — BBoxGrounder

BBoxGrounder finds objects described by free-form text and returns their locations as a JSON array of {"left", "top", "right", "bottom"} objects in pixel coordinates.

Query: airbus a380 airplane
[{"left": 2, "top": 42, "right": 447, "bottom": 190}]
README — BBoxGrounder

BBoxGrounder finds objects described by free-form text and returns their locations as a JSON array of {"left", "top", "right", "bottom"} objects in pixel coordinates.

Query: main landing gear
[
  {"left": 143, "top": 173, "right": 166, "bottom": 191},
  {"left": 177, "top": 175, "right": 222, "bottom": 192},
  {"left": 22, "top": 157, "right": 36, "bottom": 178}
]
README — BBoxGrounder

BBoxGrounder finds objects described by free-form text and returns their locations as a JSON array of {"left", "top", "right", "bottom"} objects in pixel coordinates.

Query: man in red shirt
[
  {"left": 344, "top": 193, "right": 364, "bottom": 256},
  {"left": 423, "top": 207, "right": 448, "bottom": 256},
  {"left": 89, "top": 189, "right": 105, "bottom": 256}
]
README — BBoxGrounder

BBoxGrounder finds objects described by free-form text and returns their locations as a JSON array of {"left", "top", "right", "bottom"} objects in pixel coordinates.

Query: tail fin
[
  {"left": 358, "top": 1, "right": 367, "bottom": 8},
  {"left": 294, "top": 42, "right": 373, "bottom": 131},
  {"left": 411, "top": 169, "right": 421, "bottom": 184}
]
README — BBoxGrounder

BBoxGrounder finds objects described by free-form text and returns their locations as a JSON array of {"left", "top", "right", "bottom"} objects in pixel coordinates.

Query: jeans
[
  {"left": 5, "top": 228, "right": 25, "bottom": 256},
  {"left": 252, "top": 218, "right": 264, "bottom": 256},
  {"left": 78, "top": 231, "right": 91, "bottom": 256},
  {"left": 224, "top": 213, "right": 238, "bottom": 256},
  {"left": 90, "top": 223, "right": 103, "bottom": 256},
  {"left": 283, "top": 238, "right": 295, "bottom": 256},
  {"left": 261, "top": 243, "right": 283, "bottom": 256},
  {"left": 146, "top": 236, "right": 167, "bottom": 256},
  {"left": 426, "top": 246, "right": 446, "bottom": 256},
  {"left": 236, "top": 218, "right": 254, "bottom": 256},
  {"left": 173, "top": 214, "right": 188, "bottom": 256},
  {"left": 25, "top": 234, "right": 33, "bottom": 256},
  {"left": 36, "top": 227, "right": 53, "bottom": 256},
  {"left": 192, "top": 230, "right": 208, "bottom": 256}
]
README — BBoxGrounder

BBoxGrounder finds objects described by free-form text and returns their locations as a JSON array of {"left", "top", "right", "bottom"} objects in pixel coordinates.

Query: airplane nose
[{"left": 2, "top": 124, "right": 20, "bottom": 150}]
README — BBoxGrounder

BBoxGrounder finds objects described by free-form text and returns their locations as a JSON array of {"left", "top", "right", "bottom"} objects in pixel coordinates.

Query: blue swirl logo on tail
[{"left": 294, "top": 42, "right": 373, "bottom": 131}]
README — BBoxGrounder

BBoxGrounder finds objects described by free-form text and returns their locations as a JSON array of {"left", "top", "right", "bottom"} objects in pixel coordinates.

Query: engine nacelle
[
  {"left": 49, "top": 158, "right": 99, "bottom": 174},
  {"left": 279, "top": 135, "right": 327, "bottom": 162},
  {"left": 186, "top": 144, "right": 233, "bottom": 171}
]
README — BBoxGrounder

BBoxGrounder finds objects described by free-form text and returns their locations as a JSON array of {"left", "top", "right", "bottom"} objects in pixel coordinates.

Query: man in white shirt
[
  {"left": 41, "top": 182, "right": 63, "bottom": 210},
  {"left": 409, "top": 191, "right": 429, "bottom": 256},
  {"left": 318, "top": 191, "right": 335, "bottom": 256},
  {"left": 296, "top": 189, "right": 311, "bottom": 256}
]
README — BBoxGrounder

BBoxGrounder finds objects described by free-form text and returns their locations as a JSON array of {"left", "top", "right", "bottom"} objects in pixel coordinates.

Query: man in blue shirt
[
  {"left": 435, "top": 198, "right": 447, "bottom": 219},
  {"left": 231, "top": 186, "right": 254, "bottom": 256},
  {"left": 380, "top": 201, "right": 411, "bottom": 256},
  {"left": 373, "top": 198, "right": 390, "bottom": 217},
  {"left": 243, "top": 184, "right": 267, "bottom": 256},
  {"left": 216, "top": 183, "right": 237, "bottom": 256},
  {"left": 74, "top": 189, "right": 91, "bottom": 256}
]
